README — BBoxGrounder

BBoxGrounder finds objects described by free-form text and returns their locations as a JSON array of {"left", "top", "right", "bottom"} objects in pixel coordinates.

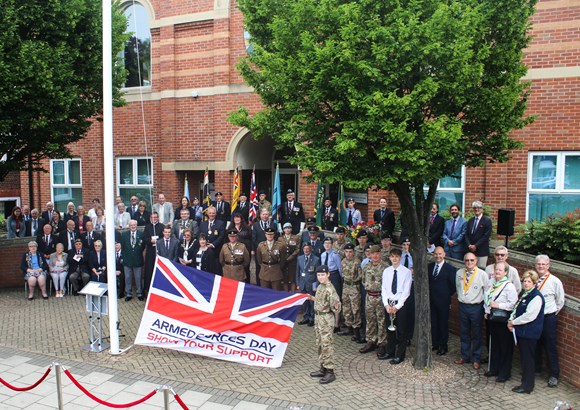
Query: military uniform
[
  {"left": 256, "top": 240, "right": 285, "bottom": 290},
  {"left": 354, "top": 244, "right": 366, "bottom": 263},
  {"left": 258, "top": 199, "right": 272, "bottom": 214},
  {"left": 314, "top": 282, "right": 341, "bottom": 371},
  {"left": 219, "top": 241, "right": 250, "bottom": 282},
  {"left": 341, "top": 257, "right": 362, "bottom": 329},
  {"left": 278, "top": 234, "right": 301, "bottom": 286},
  {"left": 380, "top": 249, "right": 392, "bottom": 265},
  {"left": 362, "top": 261, "right": 388, "bottom": 347},
  {"left": 332, "top": 238, "right": 347, "bottom": 259}
]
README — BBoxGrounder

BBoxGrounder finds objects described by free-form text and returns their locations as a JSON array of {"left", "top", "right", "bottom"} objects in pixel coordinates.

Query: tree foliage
[
  {"left": 232, "top": 0, "right": 536, "bottom": 369},
  {"left": 0, "top": 0, "right": 128, "bottom": 181}
]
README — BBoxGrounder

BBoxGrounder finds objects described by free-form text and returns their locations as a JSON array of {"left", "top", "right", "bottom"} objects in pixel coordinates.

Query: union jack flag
[
  {"left": 248, "top": 167, "right": 258, "bottom": 222},
  {"left": 135, "top": 256, "right": 308, "bottom": 367}
]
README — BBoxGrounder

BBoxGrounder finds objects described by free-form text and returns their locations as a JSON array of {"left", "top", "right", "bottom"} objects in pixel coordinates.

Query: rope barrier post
[
  {"left": 160, "top": 385, "right": 171, "bottom": 410},
  {"left": 54, "top": 363, "right": 64, "bottom": 410}
]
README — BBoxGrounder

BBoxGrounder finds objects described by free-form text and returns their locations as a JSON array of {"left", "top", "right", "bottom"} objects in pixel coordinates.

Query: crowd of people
[{"left": 10, "top": 192, "right": 566, "bottom": 391}]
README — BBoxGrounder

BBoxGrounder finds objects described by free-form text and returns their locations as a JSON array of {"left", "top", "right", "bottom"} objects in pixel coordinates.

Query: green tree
[
  {"left": 0, "top": 0, "right": 128, "bottom": 181},
  {"left": 231, "top": 0, "right": 536, "bottom": 369}
]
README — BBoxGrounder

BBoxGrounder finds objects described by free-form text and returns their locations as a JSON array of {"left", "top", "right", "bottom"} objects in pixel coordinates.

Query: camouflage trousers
[
  {"left": 342, "top": 284, "right": 361, "bottom": 328},
  {"left": 315, "top": 312, "right": 336, "bottom": 369},
  {"left": 365, "top": 295, "right": 387, "bottom": 345}
]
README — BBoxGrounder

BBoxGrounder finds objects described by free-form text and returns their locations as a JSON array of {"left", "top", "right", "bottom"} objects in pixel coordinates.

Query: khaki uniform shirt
[
  {"left": 219, "top": 242, "right": 250, "bottom": 282},
  {"left": 256, "top": 240, "right": 285, "bottom": 281},
  {"left": 363, "top": 261, "right": 387, "bottom": 292}
]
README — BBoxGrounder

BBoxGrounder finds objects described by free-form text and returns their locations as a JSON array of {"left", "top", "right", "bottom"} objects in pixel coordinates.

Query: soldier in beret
[
  {"left": 219, "top": 229, "right": 250, "bottom": 282},
  {"left": 332, "top": 226, "right": 348, "bottom": 259},
  {"left": 256, "top": 227, "right": 286, "bottom": 290},
  {"left": 338, "top": 243, "right": 364, "bottom": 342},
  {"left": 278, "top": 222, "right": 301, "bottom": 292}
]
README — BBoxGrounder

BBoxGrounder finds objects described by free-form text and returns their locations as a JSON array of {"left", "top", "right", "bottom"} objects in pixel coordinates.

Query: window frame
[
  {"left": 424, "top": 166, "right": 466, "bottom": 212},
  {"left": 121, "top": 1, "right": 152, "bottom": 90},
  {"left": 116, "top": 156, "right": 153, "bottom": 190},
  {"left": 50, "top": 159, "right": 83, "bottom": 210}
]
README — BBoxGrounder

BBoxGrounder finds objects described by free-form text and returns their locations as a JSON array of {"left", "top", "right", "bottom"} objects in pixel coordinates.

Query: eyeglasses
[
  {"left": 465, "top": 259, "right": 476, "bottom": 262},
  {"left": 494, "top": 253, "right": 507, "bottom": 257}
]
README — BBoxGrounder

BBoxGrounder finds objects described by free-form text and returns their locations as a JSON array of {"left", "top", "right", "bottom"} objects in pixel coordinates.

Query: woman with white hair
[
  {"left": 21, "top": 241, "right": 49, "bottom": 300},
  {"left": 49, "top": 243, "right": 69, "bottom": 298}
]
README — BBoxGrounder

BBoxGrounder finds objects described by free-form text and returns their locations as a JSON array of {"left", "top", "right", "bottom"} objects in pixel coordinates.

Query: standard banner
[{"left": 135, "top": 256, "right": 308, "bottom": 368}]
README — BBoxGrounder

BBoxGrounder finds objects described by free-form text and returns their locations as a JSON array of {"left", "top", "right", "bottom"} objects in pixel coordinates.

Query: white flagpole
[{"left": 102, "top": 0, "right": 120, "bottom": 354}]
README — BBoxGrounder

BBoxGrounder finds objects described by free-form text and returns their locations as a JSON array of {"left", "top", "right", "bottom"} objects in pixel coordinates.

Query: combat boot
[
  {"left": 337, "top": 326, "right": 353, "bottom": 336},
  {"left": 320, "top": 369, "right": 336, "bottom": 384},
  {"left": 376, "top": 344, "right": 386, "bottom": 357},
  {"left": 359, "top": 342, "right": 376, "bottom": 354},
  {"left": 351, "top": 328, "right": 365, "bottom": 343},
  {"left": 310, "top": 367, "right": 325, "bottom": 377}
]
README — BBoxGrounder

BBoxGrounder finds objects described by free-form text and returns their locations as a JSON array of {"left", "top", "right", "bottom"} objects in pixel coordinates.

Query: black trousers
[
  {"left": 535, "top": 313, "right": 560, "bottom": 378},
  {"left": 386, "top": 303, "right": 411, "bottom": 359},
  {"left": 488, "top": 320, "right": 514, "bottom": 379},
  {"left": 430, "top": 300, "right": 451, "bottom": 349},
  {"left": 519, "top": 337, "right": 538, "bottom": 391}
]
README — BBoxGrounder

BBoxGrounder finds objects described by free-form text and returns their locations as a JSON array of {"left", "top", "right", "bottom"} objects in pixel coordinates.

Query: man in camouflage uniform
[
  {"left": 256, "top": 227, "right": 285, "bottom": 290},
  {"left": 359, "top": 245, "right": 388, "bottom": 356},
  {"left": 258, "top": 191, "right": 272, "bottom": 214},
  {"left": 380, "top": 233, "right": 393, "bottom": 265},
  {"left": 332, "top": 227, "right": 348, "bottom": 259},
  {"left": 278, "top": 222, "right": 301, "bottom": 292},
  {"left": 337, "top": 243, "right": 364, "bottom": 342},
  {"left": 309, "top": 265, "right": 341, "bottom": 384},
  {"left": 354, "top": 230, "right": 369, "bottom": 261},
  {"left": 219, "top": 229, "right": 250, "bottom": 282}
]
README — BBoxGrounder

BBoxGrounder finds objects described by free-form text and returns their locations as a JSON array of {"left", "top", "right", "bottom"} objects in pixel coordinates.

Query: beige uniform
[
  {"left": 278, "top": 234, "right": 301, "bottom": 284},
  {"left": 332, "top": 239, "right": 347, "bottom": 259},
  {"left": 219, "top": 242, "right": 250, "bottom": 282},
  {"left": 314, "top": 282, "right": 341, "bottom": 370},
  {"left": 256, "top": 240, "right": 285, "bottom": 289},
  {"left": 363, "top": 261, "right": 388, "bottom": 345}
]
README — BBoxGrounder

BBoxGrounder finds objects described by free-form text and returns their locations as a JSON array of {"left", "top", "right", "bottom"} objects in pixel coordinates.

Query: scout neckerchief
[
  {"left": 511, "top": 287, "right": 534, "bottom": 320},
  {"left": 536, "top": 273, "right": 551, "bottom": 291},
  {"left": 485, "top": 276, "right": 508, "bottom": 305},
  {"left": 463, "top": 267, "right": 479, "bottom": 296}
]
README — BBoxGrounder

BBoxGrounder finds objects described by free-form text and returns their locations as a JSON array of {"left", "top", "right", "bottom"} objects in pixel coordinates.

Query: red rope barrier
[
  {"left": 173, "top": 393, "right": 190, "bottom": 409},
  {"left": 64, "top": 369, "right": 157, "bottom": 408},
  {"left": 0, "top": 367, "right": 51, "bottom": 391}
]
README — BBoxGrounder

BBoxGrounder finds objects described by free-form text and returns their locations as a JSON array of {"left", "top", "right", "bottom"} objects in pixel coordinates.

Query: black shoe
[
  {"left": 496, "top": 377, "right": 508, "bottom": 383},
  {"left": 138, "top": 296, "right": 145, "bottom": 301},
  {"left": 118, "top": 294, "right": 124, "bottom": 299},
  {"left": 512, "top": 386, "right": 531, "bottom": 394},
  {"left": 298, "top": 318, "right": 309, "bottom": 325},
  {"left": 390, "top": 357, "right": 403, "bottom": 365},
  {"left": 308, "top": 320, "right": 314, "bottom": 327},
  {"left": 338, "top": 327, "right": 353, "bottom": 336},
  {"left": 376, "top": 345, "right": 386, "bottom": 357},
  {"left": 310, "top": 368, "right": 325, "bottom": 377},
  {"left": 378, "top": 352, "right": 394, "bottom": 361},
  {"left": 480, "top": 357, "right": 489, "bottom": 364},
  {"left": 437, "top": 347, "right": 448, "bottom": 356},
  {"left": 319, "top": 370, "right": 336, "bottom": 384},
  {"left": 42, "top": 296, "right": 49, "bottom": 300},
  {"left": 548, "top": 376, "right": 558, "bottom": 388},
  {"left": 333, "top": 327, "right": 340, "bottom": 333},
  {"left": 125, "top": 296, "right": 132, "bottom": 302},
  {"left": 73, "top": 291, "right": 79, "bottom": 296},
  {"left": 359, "top": 343, "right": 377, "bottom": 354},
  {"left": 27, "top": 297, "right": 34, "bottom": 301},
  {"left": 406, "top": 340, "right": 411, "bottom": 346},
  {"left": 432, "top": 346, "right": 439, "bottom": 351},
  {"left": 484, "top": 371, "right": 497, "bottom": 378}
]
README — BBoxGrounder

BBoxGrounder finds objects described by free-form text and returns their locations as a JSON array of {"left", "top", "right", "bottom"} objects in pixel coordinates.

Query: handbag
[{"left": 489, "top": 308, "right": 511, "bottom": 323}]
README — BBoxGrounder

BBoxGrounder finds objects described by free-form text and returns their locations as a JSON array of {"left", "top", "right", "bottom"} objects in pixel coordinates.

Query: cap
[
  {"left": 381, "top": 232, "right": 393, "bottom": 240},
  {"left": 369, "top": 245, "right": 381, "bottom": 253},
  {"left": 401, "top": 237, "right": 411, "bottom": 244},
  {"left": 283, "top": 222, "right": 293, "bottom": 229},
  {"left": 215, "top": 192, "right": 223, "bottom": 196},
  {"left": 323, "top": 237, "right": 333, "bottom": 244},
  {"left": 335, "top": 227, "right": 345, "bottom": 233},
  {"left": 227, "top": 229, "right": 238, "bottom": 236},
  {"left": 192, "top": 197, "right": 198, "bottom": 201},
  {"left": 344, "top": 243, "right": 355, "bottom": 250},
  {"left": 357, "top": 230, "right": 368, "bottom": 238},
  {"left": 306, "top": 216, "right": 315, "bottom": 224},
  {"left": 323, "top": 196, "right": 331, "bottom": 201},
  {"left": 316, "top": 265, "right": 329, "bottom": 273},
  {"left": 286, "top": 189, "right": 294, "bottom": 194},
  {"left": 307, "top": 225, "right": 320, "bottom": 232},
  {"left": 259, "top": 190, "right": 266, "bottom": 195},
  {"left": 240, "top": 193, "right": 247, "bottom": 198},
  {"left": 74, "top": 238, "right": 83, "bottom": 244},
  {"left": 265, "top": 227, "right": 276, "bottom": 234},
  {"left": 347, "top": 197, "right": 355, "bottom": 203}
]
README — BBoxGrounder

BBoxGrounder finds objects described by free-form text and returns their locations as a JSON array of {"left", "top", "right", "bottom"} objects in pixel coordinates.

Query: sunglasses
[
  {"left": 465, "top": 259, "right": 476, "bottom": 262},
  {"left": 494, "top": 253, "right": 507, "bottom": 257}
]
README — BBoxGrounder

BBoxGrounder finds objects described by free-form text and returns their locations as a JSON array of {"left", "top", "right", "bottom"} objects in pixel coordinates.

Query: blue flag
[{"left": 272, "top": 163, "right": 281, "bottom": 222}]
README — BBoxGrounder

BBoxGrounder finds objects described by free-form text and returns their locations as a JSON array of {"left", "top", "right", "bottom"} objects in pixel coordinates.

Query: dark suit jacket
[
  {"left": 82, "top": 230, "right": 103, "bottom": 251},
  {"left": 199, "top": 219, "right": 226, "bottom": 250},
  {"left": 120, "top": 230, "right": 144, "bottom": 267},
  {"left": 211, "top": 201, "right": 231, "bottom": 223},
  {"left": 67, "top": 248, "right": 90, "bottom": 274},
  {"left": 373, "top": 208, "right": 396, "bottom": 234},
  {"left": 296, "top": 253, "right": 320, "bottom": 292},
  {"left": 428, "top": 214, "right": 445, "bottom": 247},
  {"left": 157, "top": 237, "right": 179, "bottom": 261},
  {"left": 71, "top": 215, "right": 91, "bottom": 232},
  {"left": 192, "top": 245, "right": 218, "bottom": 274},
  {"left": 63, "top": 212, "right": 77, "bottom": 223},
  {"left": 232, "top": 202, "right": 250, "bottom": 222},
  {"left": 134, "top": 210, "right": 150, "bottom": 226},
  {"left": 128, "top": 203, "right": 141, "bottom": 219},
  {"left": 321, "top": 207, "right": 339, "bottom": 231},
  {"left": 25, "top": 218, "right": 46, "bottom": 237},
  {"left": 59, "top": 229, "right": 81, "bottom": 252},
  {"left": 428, "top": 262, "right": 456, "bottom": 305},
  {"left": 36, "top": 233, "right": 59, "bottom": 258},
  {"left": 466, "top": 215, "right": 492, "bottom": 256},
  {"left": 42, "top": 210, "right": 56, "bottom": 224},
  {"left": 88, "top": 249, "right": 107, "bottom": 282},
  {"left": 280, "top": 201, "right": 305, "bottom": 234},
  {"left": 251, "top": 219, "right": 278, "bottom": 251}
]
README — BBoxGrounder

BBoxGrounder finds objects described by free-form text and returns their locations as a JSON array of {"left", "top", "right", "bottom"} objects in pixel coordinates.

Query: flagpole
[{"left": 102, "top": 0, "right": 120, "bottom": 353}]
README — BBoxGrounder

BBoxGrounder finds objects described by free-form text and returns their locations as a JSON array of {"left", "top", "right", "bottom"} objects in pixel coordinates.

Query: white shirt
[
  {"left": 456, "top": 267, "right": 488, "bottom": 304},
  {"left": 537, "top": 273, "right": 565, "bottom": 315},
  {"left": 381, "top": 264, "right": 412, "bottom": 310},
  {"left": 485, "top": 264, "right": 522, "bottom": 294},
  {"left": 483, "top": 280, "right": 518, "bottom": 314}
]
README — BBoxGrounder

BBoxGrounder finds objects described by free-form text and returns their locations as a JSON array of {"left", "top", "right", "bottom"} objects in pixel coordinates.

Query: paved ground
[{"left": 0, "top": 286, "right": 578, "bottom": 409}]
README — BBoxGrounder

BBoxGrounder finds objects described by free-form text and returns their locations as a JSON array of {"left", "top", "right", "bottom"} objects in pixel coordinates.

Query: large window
[
  {"left": 424, "top": 167, "right": 465, "bottom": 212},
  {"left": 528, "top": 152, "right": 580, "bottom": 220},
  {"left": 117, "top": 157, "right": 153, "bottom": 207},
  {"left": 51, "top": 159, "right": 82, "bottom": 212},
  {"left": 123, "top": 3, "right": 151, "bottom": 87}
]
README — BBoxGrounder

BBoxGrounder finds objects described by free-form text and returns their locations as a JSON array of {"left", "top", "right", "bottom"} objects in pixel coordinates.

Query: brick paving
[{"left": 0, "top": 287, "right": 578, "bottom": 409}]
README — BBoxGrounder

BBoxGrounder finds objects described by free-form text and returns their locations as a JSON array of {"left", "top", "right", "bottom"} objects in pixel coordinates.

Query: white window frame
[
  {"left": 50, "top": 159, "right": 82, "bottom": 204},
  {"left": 526, "top": 151, "right": 580, "bottom": 220},
  {"left": 424, "top": 166, "right": 466, "bottom": 212},
  {"left": 121, "top": 1, "right": 153, "bottom": 90},
  {"left": 116, "top": 156, "right": 153, "bottom": 192}
]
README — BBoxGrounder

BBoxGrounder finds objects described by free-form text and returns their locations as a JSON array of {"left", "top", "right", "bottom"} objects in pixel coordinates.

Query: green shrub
[{"left": 511, "top": 210, "right": 580, "bottom": 266}]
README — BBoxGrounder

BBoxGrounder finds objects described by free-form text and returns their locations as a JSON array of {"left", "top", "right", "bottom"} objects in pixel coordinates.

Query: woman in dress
[
  {"left": 192, "top": 234, "right": 217, "bottom": 274},
  {"left": 134, "top": 201, "right": 150, "bottom": 226},
  {"left": 483, "top": 261, "right": 518, "bottom": 383},
  {"left": 7, "top": 206, "right": 26, "bottom": 239},
  {"left": 508, "top": 271, "right": 545, "bottom": 394},
  {"left": 49, "top": 243, "right": 69, "bottom": 298},
  {"left": 21, "top": 241, "right": 49, "bottom": 300},
  {"left": 51, "top": 211, "right": 66, "bottom": 234},
  {"left": 231, "top": 213, "right": 252, "bottom": 283},
  {"left": 92, "top": 206, "right": 106, "bottom": 232},
  {"left": 178, "top": 229, "right": 197, "bottom": 266}
]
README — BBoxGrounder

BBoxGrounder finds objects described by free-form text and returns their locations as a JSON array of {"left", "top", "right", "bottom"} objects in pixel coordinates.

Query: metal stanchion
[
  {"left": 54, "top": 363, "right": 64, "bottom": 410},
  {"left": 162, "top": 385, "right": 170, "bottom": 410}
]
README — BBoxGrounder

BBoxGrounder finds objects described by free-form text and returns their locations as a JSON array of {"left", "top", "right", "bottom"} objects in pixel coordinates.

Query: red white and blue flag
[
  {"left": 248, "top": 167, "right": 258, "bottom": 222},
  {"left": 135, "top": 256, "right": 308, "bottom": 367}
]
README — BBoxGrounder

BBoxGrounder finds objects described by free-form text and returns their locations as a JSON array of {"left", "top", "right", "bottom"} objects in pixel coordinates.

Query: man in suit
[
  {"left": 252, "top": 209, "right": 278, "bottom": 286},
  {"left": 37, "top": 224, "right": 58, "bottom": 259},
  {"left": 120, "top": 220, "right": 145, "bottom": 301},
  {"left": 211, "top": 192, "right": 231, "bottom": 223},
  {"left": 59, "top": 220, "right": 80, "bottom": 252},
  {"left": 304, "top": 225, "right": 324, "bottom": 258},
  {"left": 428, "top": 247, "right": 456, "bottom": 356},
  {"left": 41, "top": 202, "right": 55, "bottom": 224},
  {"left": 466, "top": 201, "right": 492, "bottom": 268},
  {"left": 67, "top": 239, "right": 90, "bottom": 295},
  {"left": 25, "top": 208, "right": 45, "bottom": 237},
  {"left": 442, "top": 203, "right": 468, "bottom": 260},
  {"left": 232, "top": 192, "right": 250, "bottom": 222},
  {"left": 152, "top": 193, "right": 174, "bottom": 225},
  {"left": 428, "top": 203, "right": 445, "bottom": 250},
  {"left": 157, "top": 225, "right": 179, "bottom": 261},
  {"left": 373, "top": 197, "right": 395, "bottom": 235},
  {"left": 280, "top": 189, "right": 305, "bottom": 234},
  {"left": 127, "top": 195, "right": 140, "bottom": 219},
  {"left": 321, "top": 197, "right": 339, "bottom": 232},
  {"left": 300, "top": 217, "right": 324, "bottom": 246},
  {"left": 81, "top": 221, "right": 103, "bottom": 251},
  {"left": 142, "top": 212, "right": 164, "bottom": 294},
  {"left": 296, "top": 242, "right": 320, "bottom": 326},
  {"left": 172, "top": 208, "right": 199, "bottom": 241},
  {"left": 22, "top": 205, "right": 31, "bottom": 222},
  {"left": 114, "top": 242, "right": 125, "bottom": 299},
  {"left": 199, "top": 206, "right": 226, "bottom": 251}
]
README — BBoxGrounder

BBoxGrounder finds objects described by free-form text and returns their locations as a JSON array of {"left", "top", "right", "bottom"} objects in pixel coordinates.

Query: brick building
[{"left": 1, "top": 0, "right": 579, "bottom": 228}]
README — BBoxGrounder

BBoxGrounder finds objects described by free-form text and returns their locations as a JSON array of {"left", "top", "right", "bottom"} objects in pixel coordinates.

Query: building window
[
  {"left": 51, "top": 159, "right": 82, "bottom": 212},
  {"left": 123, "top": 3, "right": 151, "bottom": 87},
  {"left": 117, "top": 157, "right": 153, "bottom": 207},
  {"left": 425, "top": 167, "right": 465, "bottom": 212},
  {"left": 528, "top": 152, "right": 580, "bottom": 220}
]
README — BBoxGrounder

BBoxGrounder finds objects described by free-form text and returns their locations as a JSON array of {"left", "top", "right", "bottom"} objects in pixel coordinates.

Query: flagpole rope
[
  {"left": 0, "top": 366, "right": 51, "bottom": 391},
  {"left": 64, "top": 369, "right": 157, "bottom": 408}
]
